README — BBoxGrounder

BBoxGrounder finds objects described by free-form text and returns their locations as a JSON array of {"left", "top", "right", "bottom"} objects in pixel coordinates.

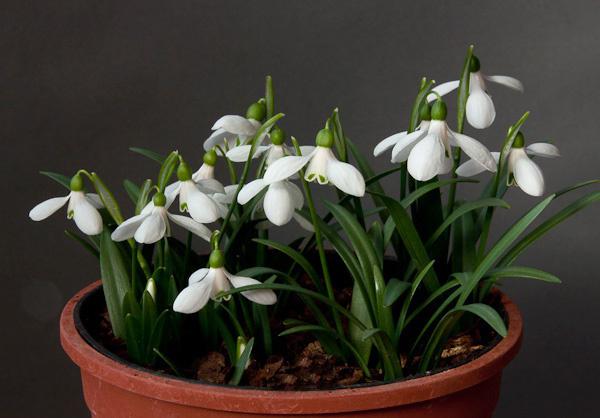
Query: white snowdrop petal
[
  {"left": 189, "top": 268, "right": 211, "bottom": 285},
  {"left": 185, "top": 186, "right": 221, "bottom": 223},
  {"left": 466, "top": 90, "right": 496, "bottom": 129},
  {"left": 29, "top": 195, "right": 70, "bottom": 221},
  {"left": 484, "top": 75, "right": 524, "bottom": 92},
  {"left": 167, "top": 213, "right": 212, "bottom": 241},
  {"left": 111, "top": 213, "right": 147, "bottom": 241},
  {"left": 391, "top": 130, "right": 427, "bottom": 163},
  {"left": 456, "top": 159, "right": 488, "bottom": 177},
  {"left": 134, "top": 211, "right": 167, "bottom": 244},
  {"left": 298, "top": 146, "right": 316, "bottom": 157},
  {"left": 173, "top": 277, "right": 215, "bottom": 314},
  {"left": 165, "top": 181, "right": 181, "bottom": 200},
  {"left": 225, "top": 273, "right": 277, "bottom": 305},
  {"left": 85, "top": 193, "right": 104, "bottom": 209},
  {"left": 226, "top": 145, "right": 269, "bottom": 162},
  {"left": 451, "top": 132, "right": 497, "bottom": 173},
  {"left": 513, "top": 153, "right": 545, "bottom": 196},
  {"left": 238, "top": 179, "right": 267, "bottom": 204},
  {"left": 326, "top": 159, "right": 366, "bottom": 197},
  {"left": 266, "top": 145, "right": 285, "bottom": 165},
  {"left": 196, "top": 178, "right": 225, "bottom": 195},
  {"left": 374, "top": 131, "right": 406, "bottom": 157},
  {"left": 526, "top": 143, "right": 560, "bottom": 158},
  {"left": 211, "top": 115, "right": 257, "bottom": 136},
  {"left": 72, "top": 194, "right": 103, "bottom": 235},
  {"left": 407, "top": 134, "right": 447, "bottom": 181},
  {"left": 427, "top": 80, "right": 460, "bottom": 102},
  {"left": 283, "top": 181, "right": 304, "bottom": 209},
  {"left": 293, "top": 213, "right": 314, "bottom": 232},
  {"left": 304, "top": 147, "right": 333, "bottom": 184},
  {"left": 192, "top": 164, "right": 215, "bottom": 182},
  {"left": 264, "top": 155, "right": 312, "bottom": 184},
  {"left": 263, "top": 182, "right": 295, "bottom": 226},
  {"left": 204, "top": 128, "right": 237, "bottom": 152}
]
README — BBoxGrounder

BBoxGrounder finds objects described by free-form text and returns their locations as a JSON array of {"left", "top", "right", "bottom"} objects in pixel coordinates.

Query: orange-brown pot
[{"left": 61, "top": 281, "right": 523, "bottom": 418}]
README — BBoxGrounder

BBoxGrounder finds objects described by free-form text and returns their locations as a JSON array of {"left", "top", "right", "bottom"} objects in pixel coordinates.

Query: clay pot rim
[{"left": 61, "top": 280, "right": 523, "bottom": 414}]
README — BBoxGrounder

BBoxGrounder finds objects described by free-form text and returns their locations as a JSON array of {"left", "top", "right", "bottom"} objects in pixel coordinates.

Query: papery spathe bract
[
  {"left": 173, "top": 250, "right": 277, "bottom": 314},
  {"left": 29, "top": 174, "right": 104, "bottom": 236},
  {"left": 111, "top": 192, "right": 211, "bottom": 244}
]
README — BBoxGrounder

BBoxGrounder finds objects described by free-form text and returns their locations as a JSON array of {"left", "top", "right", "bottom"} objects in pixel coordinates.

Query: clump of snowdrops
[{"left": 30, "top": 46, "right": 599, "bottom": 384}]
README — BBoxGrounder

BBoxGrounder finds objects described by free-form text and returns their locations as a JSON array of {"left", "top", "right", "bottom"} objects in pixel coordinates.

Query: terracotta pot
[{"left": 61, "top": 281, "right": 523, "bottom": 417}]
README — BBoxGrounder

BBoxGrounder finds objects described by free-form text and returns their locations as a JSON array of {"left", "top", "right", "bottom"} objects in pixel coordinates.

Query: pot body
[{"left": 61, "top": 281, "right": 523, "bottom": 418}]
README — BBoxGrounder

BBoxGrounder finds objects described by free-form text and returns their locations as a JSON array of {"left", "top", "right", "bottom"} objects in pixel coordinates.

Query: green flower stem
[
  {"left": 219, "top": 113, "right": 285, "bottom": 247},
  {"left": 292, "top": 138, "right": 344, "bottom": 338}
]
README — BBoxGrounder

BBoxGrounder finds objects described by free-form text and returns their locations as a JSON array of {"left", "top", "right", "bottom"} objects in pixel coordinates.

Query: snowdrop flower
[
  {"left": 173, "top": 249, "right": 277, "bottom": 313},
  {"left": 262, "top": 129, "right": 366, "bottom": 197},
  {"left": 203, "top": 102, "right": 266, "bottom": 153},
  {"left": 226, "top": 126, "right": 289, "bottom": 166},
  {"left": 111, "top": 192, "right": 211, "bottom": 244},
  {"left": 192, "top": 150, "right": 218, "bottom": 182},
  {"left": 373, "top": 102, "right": 431, "bottom": 162},
  {"left": 429, "top": 55, "right": 524, "bottom": 129},
  {"left": 238, "top": 178, "right": 305, "bottom": 226},
  {"left": 381, "top": 99, "right": 496, "bottom": 182},
  {"left": 457, "top": 132, "right": 559, "bottom": 196},
  {"left": 29, "top": 174, "right": 103, "bottom": 236},
  {"left": 164, "top": 160, "right": 223, "bottom": 223}
]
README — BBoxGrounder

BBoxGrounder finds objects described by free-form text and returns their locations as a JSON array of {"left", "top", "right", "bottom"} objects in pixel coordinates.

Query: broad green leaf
[
  {"left": 130, "top": 147, "right": 165, "bottom": 164},
  {"left": 91, "top": 172, "right": 124, "bottom": 224},
  {"left": 349, "top": 280, "right": 373, "bottom": 364},
  {"left": 373, "top": 265, "right": 394, "bottom": 339},
  {"left": 141, "top": 290, "right": 158, "bottom": 349},
  {"left": 124, "top": 314, "right": 143, "bottom": 363},
  {"left": 40, "top": 171, "right": 71, "bottom": 189},
  {"left": 485, "top": 266, "right": 561, "bottom": 283},
  {"left": 384, "top": 279, "right": 411, "bottom": 307},
  {"left": 99, "top": 230, "right": 132, "bottom": 338},
  {"left": 146, "top": 310, "right": 169, "bottom": 364},
  {"left": 377, "top": 194, "right": 440, "bottom": 292},
  {"left": 458, "top": 195, "right": 554, "bottom": 305}
]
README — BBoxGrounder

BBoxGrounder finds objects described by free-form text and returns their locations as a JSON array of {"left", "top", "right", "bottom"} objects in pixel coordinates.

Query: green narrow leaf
[
  {"left": 64, "top": 229, "right": 99, "bottom": 258},
  {"left": 349, "top": 280, "right": 373, "bottom": 365},
  {"left": 146, "top": 310, "right": 169, "bottom": 363},
  {"left": 373, "top": 264, "right": 394, "bottom": 339},
  {"left": 40, "top": 171, "right": 71, "bottom": 189},
  {"left": 400, "top": 178, "right": 478, "bottom": 208},
  {"left": 265, "top": 75, "right": 274, "bottom": 119},
  {"left": 135, "top": 179, "right": 153, "bottom": 215},
  {"left": 486, "top": 266, "right": 561, "bottom": 283},
  {"left": 91, "top": 173, "right": 124, "bottom": 224},
  {"left": 99, "top": 230, "right": 132, "bottom": 337},
  {"left": 124, "top": 314, "right": 143, "bottom": 363},
  {"left": 456, "top": 45, "right": 474, "bottom": 133},
  {"left": 130, "top": 147, "right": 166, "bottom": 164},
  {"left": 123, "top": 180, "right": 140, "bottom": 204},
  {"left": 157, "top": 151, "right": 179, "bottom": 192},
  {"left": 383, "top": 279, "right": 411, "bottom": 307},
  {"left": 459, "top": 195, "right": 554, "bottom": 305}
]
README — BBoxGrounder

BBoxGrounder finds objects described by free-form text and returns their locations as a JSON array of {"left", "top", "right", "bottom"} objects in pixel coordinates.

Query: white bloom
[
  {"left": 173, "top": 265, "right": 277, "bottom": 314},
  {"left": 111, "top": 194, "right": 211, "bottom": 244},
  {"left": 238, "top": 179, "right": 305, "bottom": 226},
  {"left": 263, "top": 130, "right": 365, "bottom": 197},
  {"left": 429, "top": 56, "right": 523, "bottom": 129},
  {"left": 204, "top": 115, "right": 262, "bottom": 153},
  {"left": 165, "top": 179, "right": 223, "bottom": 223},
  {"left": 373, "top": 120, "right": 430, "bottom": 163},
  {"left": 226, "top": 143, "right": 288, "bottom": 166},
  {"left": 192, "top": 149, "right": 219, "bottom": 182},
  {"left": 457, "top": 137, "right": 559, "bottom": 197},
  {"left": 29, "top": 190, "right": 104, "bottom": 236}
]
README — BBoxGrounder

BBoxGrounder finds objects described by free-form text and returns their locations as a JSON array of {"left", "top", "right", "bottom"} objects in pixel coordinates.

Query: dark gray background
[{"left": 2, "top": 1, "right": 599, "bottom": 417}]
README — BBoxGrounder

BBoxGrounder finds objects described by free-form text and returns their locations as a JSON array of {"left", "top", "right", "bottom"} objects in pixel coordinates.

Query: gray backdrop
[{"left": 3, "top": 1, "right": 599, "bottom": 417}]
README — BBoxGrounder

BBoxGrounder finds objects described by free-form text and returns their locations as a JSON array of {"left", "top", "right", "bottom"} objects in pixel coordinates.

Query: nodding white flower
[
  {"left": 457, "top": 132, "right": 559, "bottom": 196},
  {"left": 173, "top": 250, "right": 277, "bottom": 314},
  {"left": 192, "top": 149, "right": 218, "bottom": 182},
  {"left": 373, "top": 102, "right": 432, "bottom": 162},
  {"left": 225, "top": 126, "right": 290, "bottom": 166},
  {"left": 29, "top": 174, "right": 104, "bottom": 236},
  {"left": 378, "top": 100, "right": 496, "bottom": 182},
  {"left": 429, "top": 55, "right": 523, "bottom": 129},
  {"left": 111, "top": 192, "right": 211, "bottom": 244},
  {"left": 203, "top": 102, "right": 267, "bottom": 153},
  {"left": 262, "top": 129, "right": 366, "bottom": 197},
  {"left": 238, "top": 178, "right": 304, "bottom": 226},
  {"left": 164, "top": 160, "right": 224, "bottom": 223}
]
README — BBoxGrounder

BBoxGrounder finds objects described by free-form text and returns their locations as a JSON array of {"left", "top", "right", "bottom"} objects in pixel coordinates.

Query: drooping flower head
[
  {"left": 263, "top": 128, "right": 366, "bottom": 197},
  {"left": 173, "top": 248, "right": 277, "bottom": 314},
  {"left": 193, "top": 149, "right": 218, "bottom": 182},
  {"left": 111, "top": 191, "right": 211, "bottom": 244},
  {"left": 456, "top": 132, "right": 559, "bottom": 197},
  {"left": 431, "top": 55, "right": 524, "bottom": 129},
  {"left": 203, "top": 102, "right": 267, "bottom": 153},
  {"left": 29, "top": 173, "right": 104, "bottom": 236}
]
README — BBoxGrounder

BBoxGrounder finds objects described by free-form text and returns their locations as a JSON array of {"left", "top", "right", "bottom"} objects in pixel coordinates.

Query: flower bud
[
  {"left": 315, "top": 128, "right": 334, "bottom": 148},
  {"left": 246, "top": 102, "right": 266, "bottom": 121},
  {"left": 203, "top": 149, "right": 217, "bottom": 166},
  {"left": 209, "top": 249, "right": 225, "bottom": 268},
  {"left": 419, "top": 101, "right": 432, "bottom": 121},
  {"left": 431, "top": 99, "right": 447, "bottom": 121},
  {"left": 153, "top": 192, "right": 167, "bottom": 207},
  {"left": 145, "top": 278, "right": 157, "bottom": 301},
  {"left": 70, "top": 173, "right": 84, "bottom": 192},
  {"left": 469, "top": 55, "right": 481, "bottom": 73},
  {"left": 512, "top": 132, "right": 525, "bottom": 148},
  {"left": 270, "top": 126, "right": 286, "bottom": 145},
  {"left": 177, "top": 160, "right": 192, "bottom": 181}
]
